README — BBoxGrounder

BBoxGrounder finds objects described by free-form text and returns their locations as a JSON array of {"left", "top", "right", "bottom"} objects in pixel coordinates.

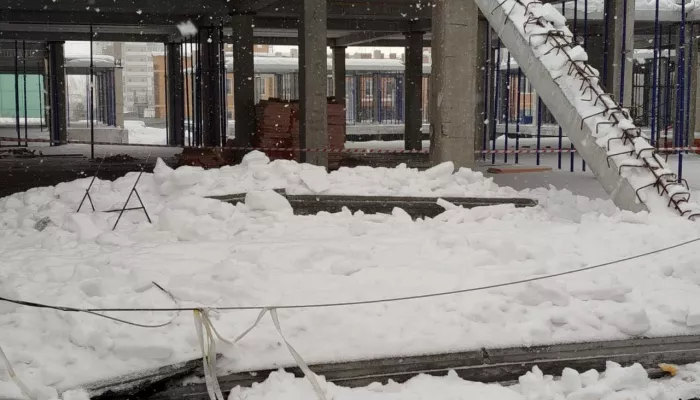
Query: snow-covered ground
[
  {"left": 124, "top": 120, "right": 169, "bottom": 145},
  {"left": 0, "top": 117, "right": 45, "bottom": 127},
  {"left": 232, "top": 363, "right": 700, "bottom": 400},
  {"left": 2, "top": 152, "right": 700, "bottom": 399},
  {"left": 124, "top": 120, "right": 235, "bottom": 145}
]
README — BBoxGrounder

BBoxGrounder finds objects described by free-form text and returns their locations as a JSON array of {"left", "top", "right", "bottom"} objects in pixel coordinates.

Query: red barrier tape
[{"left": 1, "top": 137, "right": 698, "bottom": 155}]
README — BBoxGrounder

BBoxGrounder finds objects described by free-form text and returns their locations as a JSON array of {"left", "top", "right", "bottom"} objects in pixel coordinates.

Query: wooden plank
[
  {"left": 147, "top": 334, "right": 700, "bottom": 400},
  {"left": 208, "top": 192, "right": 538, "bottom": 219},
  {"left": 83, "top": 355, "right": 212, "bottom": 399},
  {"left": 487, "top": 166, "right": 553, "bottom": 174}
]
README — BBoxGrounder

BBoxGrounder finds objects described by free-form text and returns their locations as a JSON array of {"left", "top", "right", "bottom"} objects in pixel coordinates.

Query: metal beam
[
  {"left": 0, "top": 23, "right": 177, "bottom": 42},
  {"left": 1, "top": 17, "right": 426, "bottom": 43},
  {"left": 0, "top": 31, "right": 171, "bottom": 43},
  {"left": 8, "top": 0, "right": 230, "bottom": 14},
  {"left": 232, "top": 0, "right": 283, "bottom": 13},
  {"left": 0, "top": 10, "right": 208, "bottom": 26},
  {"left": 369, "top": 39, "right": 431, "bottom": 47},
  {"left": 250, "top": 17, "right": 423, "bottom": 32},
  {"left": 252, "top": 37, "right": 300, "bottom": 46},
  {"left": 334, "top": 31, "right": 400, "bottom": 47},
  {"left": 255, "top": 1, "right": 431, "bottom": 20}
]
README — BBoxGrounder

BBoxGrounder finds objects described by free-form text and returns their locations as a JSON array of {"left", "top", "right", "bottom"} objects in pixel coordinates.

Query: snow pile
[
  {"left": 2, "top": 153, "right": 700, "bottom": 397},
  {"left": 152, "top": 152, "right": 519, "bottom": 198},
  {"left": 229, "top": 363, "right": 700, "bottom": 400},
  {"left": 125, "top": 120, "right": 198, "bottom": 145},
  {"left": 124, "top": 120, "right": 168, "bottom": 145}
]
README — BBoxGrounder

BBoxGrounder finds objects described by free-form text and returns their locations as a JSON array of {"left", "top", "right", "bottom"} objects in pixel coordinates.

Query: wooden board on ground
[
  {"left": 208, "top": 192, "right": 538, "bottom": 219},
  {"left": 147, "top": 334, "right": 700, "bottom": 400},
  {"left": 82, "top": 355, "right": 215, "bottom": 399},
  {"left": 487, "top": 166, "right": 553, "bottom": 174}
]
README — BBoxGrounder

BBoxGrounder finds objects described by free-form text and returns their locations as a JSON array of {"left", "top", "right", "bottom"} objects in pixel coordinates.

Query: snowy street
[{"left": 2, "top": 152, "right": 700, "bottom": 399}]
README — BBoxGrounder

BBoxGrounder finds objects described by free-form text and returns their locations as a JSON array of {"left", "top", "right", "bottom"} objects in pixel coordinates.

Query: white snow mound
[{"left": 1, "top": 152, "right": 700, "bottom": 396}]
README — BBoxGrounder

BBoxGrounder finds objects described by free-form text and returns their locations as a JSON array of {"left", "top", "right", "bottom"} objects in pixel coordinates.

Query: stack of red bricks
[
  {"left": 326, "top": 101, "right": 346, "bottom": 167},
  {"left": 253, "top": 99, "right": 299, "bottom": 161},
  {"left": 254, "top": 98, "right": 346, "bottom": 168}
]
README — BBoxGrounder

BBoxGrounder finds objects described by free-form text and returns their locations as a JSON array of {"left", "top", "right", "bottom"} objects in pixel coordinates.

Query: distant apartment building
[
  {"left": 94, "top": 42, "right": 163, "bottom": 117},
  {"left": 152, "top": 45, "right": 273, "bottom": 119},
  {"left": 151, "top": 47, "right": 431, "bottom": 122}
]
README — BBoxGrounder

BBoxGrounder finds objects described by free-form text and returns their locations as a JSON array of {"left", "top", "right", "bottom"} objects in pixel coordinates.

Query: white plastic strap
[
  {"left": 269, "top": 309, "right": 327, "bottom": 400},
  {"left": 194, "top": 308, "right": 327, "bottom": 400},
  {"left": 194, "top": 310, "right": 226, "bottom": 400},
  {"left": 232, "top": 308, "right": 270, "bottom": 344},
  {"left": 0, "top": 342, "right": 35, "bottom": 400}
]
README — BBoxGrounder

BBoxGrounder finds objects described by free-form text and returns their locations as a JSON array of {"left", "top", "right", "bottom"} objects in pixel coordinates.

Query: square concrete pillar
[
  {"left": 166, "top": 42, "right": 185, "bottom": 145},
  {"left": 232, "top": 14, "right": 256, "bottom": 149},
  {"left": 200, "top": 27, "right": 224, "bottom": 147},
  {"left": 693, "top": 40, "right": 700, "bottom": 137},
  {"left": 603, "top": 0, "right": 634, "bottom": 107},
  {"left": 332, "top": 46, "right": 346, "bottom": 105},
  {"left": 404, "top": 31, "right": 424, "bottom": 151},
  {"left": 113, "top": 43, "right": 124, "bottom": 128},
  {"left": 429, "top": 0, "right": 479, "bottom": 168},
  {"left": 47, "top": 41, "right": 67, "bottom": 144},
  {"left": 474, "top": 16, "right": 488, "bottom": 153},
  {"left": 298, "top": 0, "right": 328, "bottom": 167}
]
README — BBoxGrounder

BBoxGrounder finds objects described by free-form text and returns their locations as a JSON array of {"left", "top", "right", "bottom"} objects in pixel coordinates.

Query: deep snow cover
[{"left": 1, "top": 153, "right": 700, "bottom": 399}]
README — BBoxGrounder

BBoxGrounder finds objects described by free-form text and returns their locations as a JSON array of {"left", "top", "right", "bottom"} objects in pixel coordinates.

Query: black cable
[{"left": 1, "top": 236, "right": 698, "bottom": 320}]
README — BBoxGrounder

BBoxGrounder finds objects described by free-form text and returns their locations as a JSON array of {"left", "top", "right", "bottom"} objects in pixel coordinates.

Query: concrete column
[
  {"left": 200, "top": 27, "right": 224, "bottom": 147},
  {"left": 404, "top": 31, "right": 424, "bottom": 151},
  {"left": 603, "top": 0, "right": 634, "bottom": 107},
  {"left": 689, "top": 33, "right": 699, "bottom": 142},
  {"left": 474, "top": 16, "right": 488, "bottom": 153},
  {"left": 332, "top": 45, "right": 346, "bottom": 104},
  {"left": 693, "top": 45, "right": 700, "bottom": 136},
  {"left": 232, "top": 14, "right": 256, "bottom": 149},
  {"left": 47, "top": 41, "right": 67, "bottom": 144},
  {"left": 429, "top": 0, "right": 478, "bottom": 168},
  {"left": 298, "top": 0, "right": 328, "bottom": 166},
  {"left": 166, "top": 42, "right": 185, "bottom": 145},
  {"left": 113, "top": 43, "right": 124, "bottom": 128},
  {"left": 586, "top": 32, "right": 604, "bottom": 75},
  {"left": 473, "top": 12, "right": 490, "bottom": 154}
]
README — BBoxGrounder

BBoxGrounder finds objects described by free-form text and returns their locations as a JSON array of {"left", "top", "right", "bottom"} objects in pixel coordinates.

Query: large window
[{"left": 364, "top": 78, "right": 373, "bottom": 97}]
